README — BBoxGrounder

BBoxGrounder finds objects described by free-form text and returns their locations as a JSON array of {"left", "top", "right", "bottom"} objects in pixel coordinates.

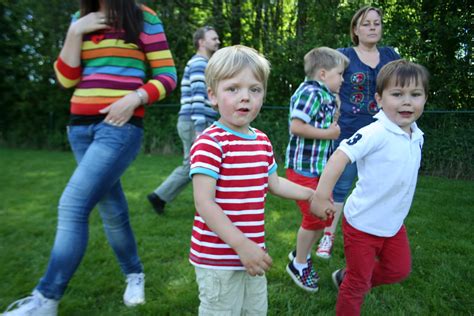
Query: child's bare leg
[{"left": 295, "top": 227, "right": 323, "bottom": 263}]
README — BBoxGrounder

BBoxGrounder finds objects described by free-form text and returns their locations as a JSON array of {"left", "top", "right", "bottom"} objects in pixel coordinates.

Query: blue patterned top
[{"left": 336, "top": 47, "right": 400, "bottom": 144}]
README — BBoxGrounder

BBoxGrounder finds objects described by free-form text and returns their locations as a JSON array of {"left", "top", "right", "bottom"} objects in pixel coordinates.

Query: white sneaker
[
  {"left": 123, "top": 273, "right": 145, "bottom": 307},
  {"left": 316, "top": 233, "right": 334, "bottom": 259},
  {"left": 2, "top": 290, "right": 58, "bottom": 316}
]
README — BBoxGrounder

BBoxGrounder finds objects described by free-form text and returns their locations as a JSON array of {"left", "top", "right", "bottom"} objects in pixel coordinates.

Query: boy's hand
[
  {"left": 327, "top": 122, "right": 341, "bottom": 140},
  {"left": 310, "top": 193, "right": 335, "bottom": 220},
  {"left": 235, "top": 238, "right": 272, "bottom": 276}
]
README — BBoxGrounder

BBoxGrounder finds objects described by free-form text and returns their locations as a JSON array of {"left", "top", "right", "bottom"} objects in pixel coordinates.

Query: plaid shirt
[{"left": 285, "top": 80, "right": 337, "bottom": 176}]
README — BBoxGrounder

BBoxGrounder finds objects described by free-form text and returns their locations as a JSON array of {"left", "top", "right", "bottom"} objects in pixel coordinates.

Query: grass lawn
[{"left": 0, "top": 147, "right": 473, "bottom": 315}]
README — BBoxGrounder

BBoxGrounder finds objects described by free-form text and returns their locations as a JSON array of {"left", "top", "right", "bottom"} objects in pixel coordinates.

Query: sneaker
[
  {"left": 332, "top": 268, "right": 346, "bottom": 290},
  {"left": 147, "top": 193, "right": 166, "bottom": 215},
  {"left": 316, "top": 233, "right": 334, "bottom": 259},
  {"left": 2, "top": 290, "right": 58, "bottom": 316},
  {"left": 123, "top": 273, "right": 145, "bottom": 307},
  {"left": 286, "top": 261, "right": 319, "bottom": 292},
  {"left": 288, "top": 250, "right": 319, "bottom": 281}
]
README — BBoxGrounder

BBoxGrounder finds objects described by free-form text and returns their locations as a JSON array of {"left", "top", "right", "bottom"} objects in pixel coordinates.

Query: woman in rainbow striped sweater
[{"left": 3, "top": 1, "right": 177, "bottom": 315}]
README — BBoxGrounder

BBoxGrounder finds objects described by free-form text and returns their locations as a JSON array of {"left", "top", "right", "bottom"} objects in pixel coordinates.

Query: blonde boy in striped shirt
[{"left": 188, "top": 45, "right": 314, "bottom": 315}]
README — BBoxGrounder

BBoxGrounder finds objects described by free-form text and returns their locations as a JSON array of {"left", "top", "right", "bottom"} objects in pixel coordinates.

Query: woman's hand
[
  {"left": 100, "top": 92, "right": 142, "bottom": 127},
  {"left": 70, "top": 12, "right": 109, "bottom": 35}
]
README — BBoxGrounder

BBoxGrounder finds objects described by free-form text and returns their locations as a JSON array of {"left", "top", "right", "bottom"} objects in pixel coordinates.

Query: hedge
[{"left": 1, "top": 105, "right": 472, "bottom": 180}]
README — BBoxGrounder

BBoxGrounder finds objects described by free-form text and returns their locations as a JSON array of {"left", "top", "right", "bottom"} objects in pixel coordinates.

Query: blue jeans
[
  {"left": 333, "top": 138, "right": 358, "bottom": 203},
  {"left": 36, "top": 122, "right": 143, "bottom": 300},
  {"left": 333, "top": 162, "right": 357, "bottom": 203}
]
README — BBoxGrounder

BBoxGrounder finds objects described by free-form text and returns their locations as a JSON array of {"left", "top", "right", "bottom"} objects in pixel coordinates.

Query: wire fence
[
  {"left": 2, "top": 105, "right": 472, "bottom": 179},
  {"left": 141, "top": 105, "right": 474, "bottom": 180},
  {"left": 154, "top": 104, "right": 474, "bottom": 113}
]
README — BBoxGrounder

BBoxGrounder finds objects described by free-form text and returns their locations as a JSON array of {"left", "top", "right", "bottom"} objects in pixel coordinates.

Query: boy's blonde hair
[
  {"left": 376, "top": 59, "right": 430, "bottom": 96},
  {"left": 205, "top": 45, "right": 271, "bottom": 95},
  {"left": 304, "top": 47, "right": 349, "bottom": 78}
]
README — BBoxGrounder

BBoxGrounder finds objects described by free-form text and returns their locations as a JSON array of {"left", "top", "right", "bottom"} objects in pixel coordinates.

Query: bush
[
  {"left": 2, "top": 105, "right": 472, "bottom": 180},
  {"left": 142, "top": 105, "right": 474, "bottom": 180},
  {"left": 417, "top": 112, "right": 474, "bottom": 179}
]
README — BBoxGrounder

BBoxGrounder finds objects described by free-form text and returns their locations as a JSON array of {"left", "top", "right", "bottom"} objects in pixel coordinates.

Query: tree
[{"left": 1, "top": 0, "right": 472, "bottom": 148}]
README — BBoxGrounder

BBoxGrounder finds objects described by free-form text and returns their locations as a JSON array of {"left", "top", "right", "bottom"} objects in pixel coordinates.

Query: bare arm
[
  {"left": 59, "top": 12, "right": 109, "bottom": 67},
  {"left": 268, "top": 172, "right": 314, "bottom": 201},
  {"left": 290, "top": 118, "right": 340, "bottom": 140},
  {"left": 311, "top": 149, "right": 351, "bottom": 219},
  {"left": 192, "top": 174, "right": 272, "bottom": 276}
]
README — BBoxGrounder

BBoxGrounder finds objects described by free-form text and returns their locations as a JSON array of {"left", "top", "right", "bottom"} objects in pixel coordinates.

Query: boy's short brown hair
[
  {"left": 376, "top": 59, "right": 430, "bottom": 96},
  {"left": 205, "top": 45, "right": 270, "bottom": 95},
  {"left": 304, "top": 47, "right": 349, "bottom": 78}
]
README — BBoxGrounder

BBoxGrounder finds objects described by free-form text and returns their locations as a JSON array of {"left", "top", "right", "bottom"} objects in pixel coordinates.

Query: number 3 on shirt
[{"left": 347, "top": 133, "right": 362, "bottom": 145}]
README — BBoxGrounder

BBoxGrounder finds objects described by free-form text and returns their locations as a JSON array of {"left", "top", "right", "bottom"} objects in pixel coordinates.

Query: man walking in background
[{"left": 147, "top": 26, "right": 220, "bottom": 215}]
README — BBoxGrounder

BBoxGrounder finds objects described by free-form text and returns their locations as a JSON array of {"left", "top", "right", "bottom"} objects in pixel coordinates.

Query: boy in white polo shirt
[{"left": 311, "top": 59, "right": 429, "bottom": 315}]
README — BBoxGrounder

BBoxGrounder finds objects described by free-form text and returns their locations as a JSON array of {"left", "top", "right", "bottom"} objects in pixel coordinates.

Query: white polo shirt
[{"left": 338, "top": 111, "right": 424, "bottom": 237}]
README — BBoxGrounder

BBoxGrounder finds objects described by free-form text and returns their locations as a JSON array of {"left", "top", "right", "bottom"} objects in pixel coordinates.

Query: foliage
[
  {"left": 142, "top": 107, "right": 474, "bottom": 180},
  {"left": 0, "top": 147, "right": 473, "bottom": 315},
  {"left": 378, "top": 0, "right": 473, "bottom": 110},
  {"left": 417, "top": 112, "right": 474, "bottom": 179},
  {"left": 0, "top": 0, "right": 472, "bottom": 175},
  {"left": 0, "top": 0, "right": 74, "bottom": 149}
]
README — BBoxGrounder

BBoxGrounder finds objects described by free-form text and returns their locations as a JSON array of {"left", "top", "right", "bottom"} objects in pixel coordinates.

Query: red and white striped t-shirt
[{"left": 189, "top": 122, "right": 277, "bottom": 270}]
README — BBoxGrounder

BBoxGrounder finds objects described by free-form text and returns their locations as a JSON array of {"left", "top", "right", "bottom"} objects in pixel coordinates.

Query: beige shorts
[{"left": 195, "top": 267, "right": 268, "bottom": 316}]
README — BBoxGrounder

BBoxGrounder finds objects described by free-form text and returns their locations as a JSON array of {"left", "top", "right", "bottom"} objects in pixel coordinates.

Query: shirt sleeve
[
  {"left": 266, "top": 136, "right": 278, "bottom": 175},
  {"left": 386, "top": 46, "right": 401, "bottom": 60},
  {"left": 338, "top": 125, "right": 381, "bottom": 163},
  {"left": 54, "top": 57, "right": 82, "bottom": 88},
  {"left": 139, "top": 6, "right": 177, "bottom": 104},
  {"left": 337, "top": 47, "right": 350, "bottom": 57},
  {"left": 189, "top": 133, "right": 223, "bottom": 179},
  {"left": 290, "top": 89, "right": 322, "bottom": 124},
  {"left": 53, "top": 13, "right": 82, "bottom": 88}
]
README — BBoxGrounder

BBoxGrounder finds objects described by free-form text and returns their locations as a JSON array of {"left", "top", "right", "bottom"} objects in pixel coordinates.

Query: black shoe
[
  {"left": 288, "top": 250, "right": 319, "bottom": 281},
  {"left": 332, "top": 268, "right": 346, "bottom": 290},
  {"left": 147, "top": 193, "right": 166, "bottom": 215},
  {"left": 286, "top": 260, "right": 319, "bottom": 292}
]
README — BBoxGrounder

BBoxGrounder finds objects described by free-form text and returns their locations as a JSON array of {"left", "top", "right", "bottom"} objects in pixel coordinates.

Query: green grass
[{"left": 0, "top": 147, "right": 473, "bottom": 315}]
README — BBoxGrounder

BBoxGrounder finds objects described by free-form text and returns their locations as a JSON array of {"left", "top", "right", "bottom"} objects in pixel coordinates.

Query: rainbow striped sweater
[{"left": 54, "top": 5, "right": 177, "bottom": 122}]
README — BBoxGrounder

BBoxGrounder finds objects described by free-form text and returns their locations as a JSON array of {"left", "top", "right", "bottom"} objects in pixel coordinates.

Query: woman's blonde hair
[{"left": 350, "top": 6, "right": 383, "bottom": 45}]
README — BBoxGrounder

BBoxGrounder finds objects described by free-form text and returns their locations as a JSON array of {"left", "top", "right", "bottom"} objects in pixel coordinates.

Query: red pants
[
  {"left": 286, "top": 169, "right": 332, "bottom": 230},
  {"left": 336, "top": 217, "right": 412, "bottom": 316}
]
